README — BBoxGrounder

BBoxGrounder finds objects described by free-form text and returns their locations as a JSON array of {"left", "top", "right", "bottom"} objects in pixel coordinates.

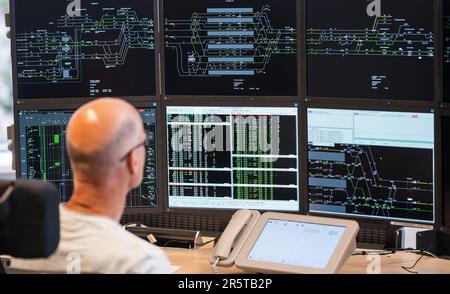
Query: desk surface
[{"left": 164, "top": 243, "right": 450, "bottom": 274}]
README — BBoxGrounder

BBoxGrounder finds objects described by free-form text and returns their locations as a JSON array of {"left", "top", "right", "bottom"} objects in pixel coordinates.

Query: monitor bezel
[
  {"left": 441, "top": 0, "right": 450, "bottom": 106},
  {"left": 304, "top": 0, "right": 441, "bottom": 105},
  {"left": 161, "top": 96, "right": 303, "bottom": 215},
  {"left": 304, "top": 102, "right": 439, "bottom": 227},
  {"left": 159, "top": 0, "right": 303, "bottom": 98},
  {"left": 13, "top": 100, "right": 164, "bottom": 213},
  {"left": 439, "top": 108, "right": 450, "bottom": 229},
  {"left": 9, "top": 0, "right": 161, "bottom": 102}
]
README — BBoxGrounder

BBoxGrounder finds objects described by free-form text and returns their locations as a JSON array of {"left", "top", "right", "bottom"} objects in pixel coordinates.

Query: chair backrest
[{"left": 0, "top": 180, "right": 60, "bottom": 258}]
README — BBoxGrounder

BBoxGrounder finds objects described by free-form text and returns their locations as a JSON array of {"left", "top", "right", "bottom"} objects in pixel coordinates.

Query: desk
[{"left": 164, "top": 243, "right": 450, "bottom": 274}]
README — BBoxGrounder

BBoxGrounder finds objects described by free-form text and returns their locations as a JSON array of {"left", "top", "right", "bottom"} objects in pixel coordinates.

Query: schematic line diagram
[
  {"left": 19, "top": 109, "right": 158, "bottom": 208},
  {"left": 16, "top": 8, "right": 154, "bottom": 84},
  {"left": 13, "top": 0, "right": 156, "bottom": 99},
  {"left": 165, "top": 5, "right": 296, "bottom": 78},
  {"left": 163, "top": 0, "right": 298, "bottom": 96},
  {"left": 306, "top": 0, "right": 435, "bottom": 101},
  {"left": 307, "top": 15, "right": 434, "bottom": 58},
  {"left": 308, "top": 144, "right": 434, "bottom": 222}
]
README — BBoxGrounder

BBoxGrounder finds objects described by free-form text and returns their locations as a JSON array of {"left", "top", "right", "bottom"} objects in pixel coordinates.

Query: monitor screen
[
  {"left": 18, "top": 108, "right": 158, "bottom": 208},
  {"left": 163, "top": 0, "right": 298, "bottom": 96},
  {"left": 13, "top": 0, "right": 156, "bottom": 99},
  {"left": 307, "top": 108, "right": 435, "bottom": 224},
  {"left": 307, "top": 0, "right": 435, "bottom": 101},
  {"left": 166, "top": 106, "right": 299, "bottom": 211},
  {"left": 444, "top": 0, "right": 450, "bottom": 103},
  {"left": 443, "top": 116, "right": 450, "bottom": 227},
  {"left": 247, "top": 219, "right": 346, "bottom": 269}
]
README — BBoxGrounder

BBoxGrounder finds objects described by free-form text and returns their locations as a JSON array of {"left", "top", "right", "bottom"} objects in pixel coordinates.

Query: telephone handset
[{"left": 209, "top": 210, "right": 260, "bottom": 268}]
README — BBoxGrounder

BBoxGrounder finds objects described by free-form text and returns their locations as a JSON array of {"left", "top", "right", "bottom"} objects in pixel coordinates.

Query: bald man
[{"left": 10, "top": 98, "right": 171, "bottom": 274}]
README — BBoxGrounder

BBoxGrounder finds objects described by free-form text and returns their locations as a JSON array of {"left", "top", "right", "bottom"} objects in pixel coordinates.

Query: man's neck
[{"left": 65, "top": 183, "right": 126, "bottom": 222}]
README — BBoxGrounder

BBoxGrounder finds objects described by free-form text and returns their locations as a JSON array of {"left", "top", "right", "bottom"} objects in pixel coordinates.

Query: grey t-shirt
[{"left": 11, "top": 206, "right": 172, "bottom": 274}]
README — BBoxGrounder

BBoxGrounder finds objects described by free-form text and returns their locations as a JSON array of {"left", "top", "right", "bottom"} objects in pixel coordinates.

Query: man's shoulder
[
  {"left": 59, "top": 208, "right": 171, "bottom": 273},
  {"left": 70, "top": 218, "right": 166, "bottom": 258}
]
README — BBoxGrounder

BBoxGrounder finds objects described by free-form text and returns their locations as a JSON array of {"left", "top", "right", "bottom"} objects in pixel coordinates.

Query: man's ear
[{"left": 126, "top": 149, "right": 139, "bottom": 175}]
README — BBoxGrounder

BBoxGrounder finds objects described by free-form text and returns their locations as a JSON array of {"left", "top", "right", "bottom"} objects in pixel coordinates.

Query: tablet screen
[{"left": 247, "top": 219, "right": 346, "bottom": 269}]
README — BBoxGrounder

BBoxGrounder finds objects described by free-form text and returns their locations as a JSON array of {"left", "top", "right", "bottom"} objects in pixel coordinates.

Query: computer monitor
[
  {"left": 306, "top": 0, "right": 435, "bottom": 101},
  {"left": 17, "top": 107, "right": 158, "bottom": 208},
  {"left": 163, "top": 0, "right": 298, "bottom": 96},
  {"left": 443, "top": 115, "right": 450, "bottom": 227},
  {"left": 12, "top": 0, "right": 156, "bottom": 99},
  {"left": 444, "top": 0, "right": 450, "bottom": 103},
  {"left": 307, "top": 108, "right": 435, "bottom": 224},
  {"left": 166, "top": 106, "right": 300, "bottom": 211}
]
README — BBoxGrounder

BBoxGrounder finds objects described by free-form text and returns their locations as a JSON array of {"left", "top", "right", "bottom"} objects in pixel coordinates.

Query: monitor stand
[
  {"left": 124, "top": 225, "right": 204, "bottom": 249},
  {"left": 356, "top": 222, "right": 401, "bottom": 250},
  {"left": 357, "top": 242, "right": 386, "bottom": 250}
]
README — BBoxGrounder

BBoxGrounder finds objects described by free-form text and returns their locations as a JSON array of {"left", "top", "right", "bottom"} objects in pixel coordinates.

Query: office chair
[{"left": 0, "top": 180, "right": 60, "bottom": 273}]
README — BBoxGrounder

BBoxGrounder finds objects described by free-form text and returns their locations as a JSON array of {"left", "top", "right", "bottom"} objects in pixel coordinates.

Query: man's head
[{"left": 66, "top": 98, "right": 147, "bottom": 219}]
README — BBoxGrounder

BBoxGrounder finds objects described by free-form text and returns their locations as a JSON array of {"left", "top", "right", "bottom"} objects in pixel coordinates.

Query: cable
[
  {"left": 401, "top": 252, "right": 426, "bottom": 274},
  {"left": 162, "top": 240, "right": 194, "bottom": 248},
  {"left": 161, "top": 237, "right": 217, "bottom": 249},
  {"left": 401, "top": 244, "right": 435, "bottom": 274},
  {"left": 199, "top": 238, "right": 217, "bottom": 247},
  {"left": 211, "top": 258, "right": 220, "bottom": 274},
  {"left": 352, "top": 248, "right": 437, "bottom": 257},
  {"left": 352, "top": 247, "right": 436, "bottom": 274},
  {"left": 352, "top": 250, "right": 397, "bottom": 256}
]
